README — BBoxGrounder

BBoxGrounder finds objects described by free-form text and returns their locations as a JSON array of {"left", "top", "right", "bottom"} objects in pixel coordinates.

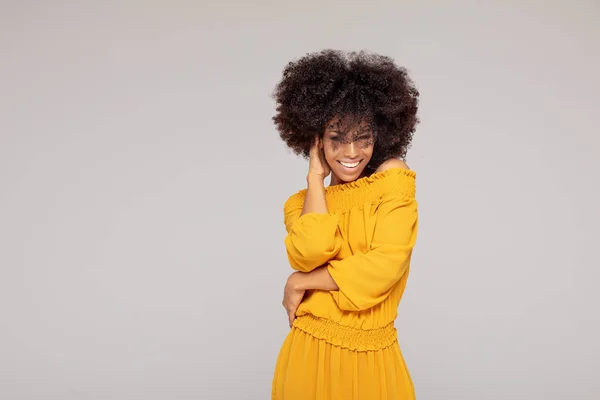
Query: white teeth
[{"left": 339, "top": 161, "right": 360, "bottom": 168}]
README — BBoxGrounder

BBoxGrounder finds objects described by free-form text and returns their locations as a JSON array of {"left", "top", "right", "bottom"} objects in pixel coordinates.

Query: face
[{"left": 322, "top": 117, "right": 375, "bottom": 183}]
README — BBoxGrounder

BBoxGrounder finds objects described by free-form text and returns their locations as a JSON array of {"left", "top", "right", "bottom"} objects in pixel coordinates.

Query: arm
[
  {"left": 287, "top": 266, "right": 339, "bottom": 292},
  {"left": 301, "top": 174, "right": 329, "bottom": 215},
  {"left": 327, "top": 193, "right": 418, "bottom": 311},
  {"left": 283, "top": 176, "right": 342, "bottom": 272},
  {"left": 288, "top": 194, "right": 418, "bottom": 311},
  {"left": 282, "top": 266, "right": 338, "bottom": 328},
  {"left": 282, "top": 141, "right": 342, "bottom": 272},
  {"left": 287, "top": 160, "right": 418, "bottom": 311}
]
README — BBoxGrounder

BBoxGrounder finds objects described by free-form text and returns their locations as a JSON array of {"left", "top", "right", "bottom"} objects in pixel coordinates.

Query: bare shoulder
[{"left": 375, "top": 158, "right": 410, "bottom": 173}]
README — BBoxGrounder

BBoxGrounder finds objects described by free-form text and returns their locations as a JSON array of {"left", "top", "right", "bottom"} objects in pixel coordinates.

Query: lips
[{"left": 337, "top": 160, "right": 361, "bottom": 169}]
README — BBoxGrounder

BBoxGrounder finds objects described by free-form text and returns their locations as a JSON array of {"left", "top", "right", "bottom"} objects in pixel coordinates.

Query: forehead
[{"left": 326, "top": 115, "right": 372, "bottom": 134}]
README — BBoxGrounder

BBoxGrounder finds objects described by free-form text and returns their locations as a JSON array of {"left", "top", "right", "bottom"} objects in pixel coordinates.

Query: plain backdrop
[{"left": 1, "top": 1, "right": 599, "bottom": 399}]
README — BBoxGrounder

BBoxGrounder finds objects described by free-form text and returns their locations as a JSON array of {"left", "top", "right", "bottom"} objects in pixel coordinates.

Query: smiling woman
[
  {"left": 270, "top": 49, "right": 421, "bottom": 400},
  {"left": 322, "top": 117, "right": 375, "bottom": 184}
]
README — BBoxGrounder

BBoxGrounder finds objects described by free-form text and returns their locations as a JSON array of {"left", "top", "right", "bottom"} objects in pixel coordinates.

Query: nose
[{"left": 344, "top": 141, "right": 359, "bottom": 159}]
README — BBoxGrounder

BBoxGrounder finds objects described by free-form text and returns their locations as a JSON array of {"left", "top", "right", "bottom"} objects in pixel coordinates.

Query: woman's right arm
[
  {"left": 301, "top": 173, "right": 328, "bottom": 215},
  {"left": 283, "top": 139, "right": 342, "bottom": 272}
]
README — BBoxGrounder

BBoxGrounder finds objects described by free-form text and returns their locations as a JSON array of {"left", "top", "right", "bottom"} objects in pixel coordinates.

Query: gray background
[{"left": 1, "top": 1, "right": 599, "bottom": 399}]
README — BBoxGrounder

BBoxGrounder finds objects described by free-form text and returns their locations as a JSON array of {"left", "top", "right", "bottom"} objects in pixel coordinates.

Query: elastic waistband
[{"left": 292, "top": 314, "right": 397, "bottom": 352}]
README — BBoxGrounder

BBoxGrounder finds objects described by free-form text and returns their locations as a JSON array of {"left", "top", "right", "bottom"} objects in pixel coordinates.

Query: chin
[{"left": 334, "top": 167, "right": 365, "bottom": 182}]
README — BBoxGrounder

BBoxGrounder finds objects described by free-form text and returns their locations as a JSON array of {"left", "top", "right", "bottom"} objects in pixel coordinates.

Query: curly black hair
[{"left": 272, "top": 49, "right": 420, "bottom": 172}]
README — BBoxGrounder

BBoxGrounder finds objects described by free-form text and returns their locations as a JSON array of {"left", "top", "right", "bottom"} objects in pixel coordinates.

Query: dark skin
[
  {"left": 282, "top": 118, "right": 409, "bottom": 327},
  {"left": 272, "top": 49, "right": 420, "bottom": 167}
]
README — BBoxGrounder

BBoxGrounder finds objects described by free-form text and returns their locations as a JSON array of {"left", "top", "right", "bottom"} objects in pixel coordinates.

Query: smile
[{"left": 337, "top": 160, "right": 362, "bottom": 169}]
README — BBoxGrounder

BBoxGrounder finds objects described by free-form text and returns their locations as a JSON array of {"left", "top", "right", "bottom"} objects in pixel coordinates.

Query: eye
[{"left": 357, "top": 134, "right": 372, "bottom": 141}]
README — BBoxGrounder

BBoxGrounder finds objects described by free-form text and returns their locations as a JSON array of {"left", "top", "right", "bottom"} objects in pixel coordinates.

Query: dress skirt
[{"left": 272, "top": 314, "right": 415, "bottom": 400}]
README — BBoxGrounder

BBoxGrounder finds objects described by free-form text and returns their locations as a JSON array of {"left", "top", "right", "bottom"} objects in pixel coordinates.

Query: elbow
[
  {"left": 335, "top": 295, "right": 390, "bottom": 312},
  {"left": 284, "top": 235, "right": 341, "bottom": 272},
  {"left": 285, "top": 248, "right": 331, "bottom": 272},
  {"left": 286, "top": 253, "right": 320, "bottom": 272},
  {"left": 330, "top": 287, "right": 395, "bottom": 312},
  {"left": 329, "top": 265, "right": 410, "bottom": 311}
]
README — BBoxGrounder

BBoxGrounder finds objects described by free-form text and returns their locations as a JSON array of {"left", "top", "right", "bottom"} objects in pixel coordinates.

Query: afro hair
[{"left": 272, "top": 49, "right": 420, "bottom": 172}]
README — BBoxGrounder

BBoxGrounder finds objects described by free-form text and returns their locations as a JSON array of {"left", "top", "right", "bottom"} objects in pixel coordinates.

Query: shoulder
[
  {"left": 372, "top": 159, "right": 416, "bottom": 200},
  {"left": 283, "top": 190, "right": 306, "bottom": 213},
  {"left": 375, "top": 158, "right": 410, "bottom": 173}
]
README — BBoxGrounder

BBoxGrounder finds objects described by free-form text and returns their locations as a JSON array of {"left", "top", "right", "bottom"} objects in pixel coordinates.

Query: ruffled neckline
[
  {"left": 286, "top": 167, "right": 417, "bottom": 213},
  {"left": 322, "top": 167, "right": 416, "bottom": 195}
]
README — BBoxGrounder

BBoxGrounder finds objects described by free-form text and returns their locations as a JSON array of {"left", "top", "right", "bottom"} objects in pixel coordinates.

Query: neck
[{"left": 329, "top": 174, "right": 342, "bottom": 186}]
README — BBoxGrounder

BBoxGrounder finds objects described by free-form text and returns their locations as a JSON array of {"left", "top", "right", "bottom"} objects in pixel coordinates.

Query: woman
[{"left": 271, "top": 49, "right": 420, "bottom": 400}]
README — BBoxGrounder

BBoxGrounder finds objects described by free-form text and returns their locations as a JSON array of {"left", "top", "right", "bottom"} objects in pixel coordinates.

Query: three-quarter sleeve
[
  {"left": 327, "top": 192, "right": 418, "bottom": 311},
  {"left": 283, "top": 194, "right": 343, "bottom": 272}
]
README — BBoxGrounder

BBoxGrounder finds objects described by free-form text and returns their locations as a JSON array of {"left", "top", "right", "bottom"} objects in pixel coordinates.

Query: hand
[
  {"left": 308, "top": 137, "right": 330, "bottom": 180},
  {"left": 282, "top": 272, "right": 305, "bottom": 328}
]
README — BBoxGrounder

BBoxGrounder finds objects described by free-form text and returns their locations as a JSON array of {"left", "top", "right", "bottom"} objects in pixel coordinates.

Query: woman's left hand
[{"left": 282, "top": 272, "right": 305, "bottom": 328}]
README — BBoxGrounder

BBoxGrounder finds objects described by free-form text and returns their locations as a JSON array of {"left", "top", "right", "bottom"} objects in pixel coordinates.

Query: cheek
[
  {"left": 322, "top": 139, "right": 341, "bottom": 156},
  {"left": 328, "top": 141, "right": 341, "bottom": 152},
  {"left": 322, "top": 144, "right": 337, "bottom": 163},
  {"left": 363, "top": 147, "right": 374, "bottom": 163},
  {"left": 357, "top": 138, "right": 375, "bottom": 149}
]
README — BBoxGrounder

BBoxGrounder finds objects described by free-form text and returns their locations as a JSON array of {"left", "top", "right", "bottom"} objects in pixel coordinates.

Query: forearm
[
  {"left": 300, "top": 174, "right": 328, "bottom": 216},
  {"left": 293, "top": 266, "right": 339, "bottom": 291},
  {"left": 284, "top": 175, "right": 341, "bottom": 271}
]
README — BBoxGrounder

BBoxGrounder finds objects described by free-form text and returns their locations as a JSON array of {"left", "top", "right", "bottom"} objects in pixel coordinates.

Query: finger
[{"left": 288, "top": 312, "right": 295, "bottom": 328}]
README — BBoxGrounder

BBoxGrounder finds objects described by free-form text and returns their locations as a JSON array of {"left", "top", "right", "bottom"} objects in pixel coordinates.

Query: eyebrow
[{"left": 328, "top": 129, "right": 372, "bottom": 134}]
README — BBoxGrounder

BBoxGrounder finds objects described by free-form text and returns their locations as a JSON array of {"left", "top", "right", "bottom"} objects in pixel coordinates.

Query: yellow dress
[{"left": 272, "top": 167, "right": 419, "bottom": 400}]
